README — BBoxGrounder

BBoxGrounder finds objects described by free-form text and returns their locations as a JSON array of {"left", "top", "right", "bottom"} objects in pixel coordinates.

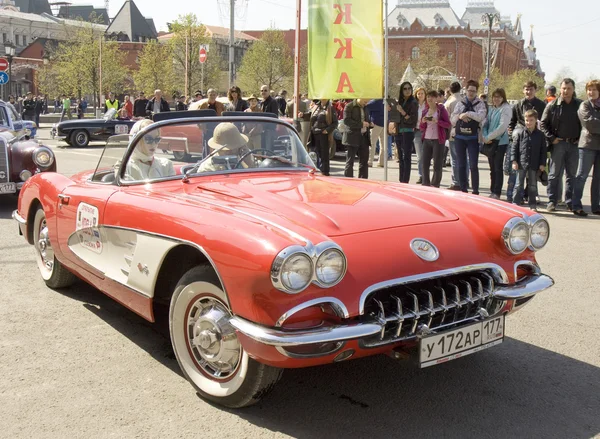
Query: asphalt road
[{"left": 1, "top": 128, "right": 599, "bottom": 439}]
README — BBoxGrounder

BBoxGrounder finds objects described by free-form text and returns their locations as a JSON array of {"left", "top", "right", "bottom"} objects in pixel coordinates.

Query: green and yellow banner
[{"left": 308, "top": 0, "right": 383, "bottom": 99}]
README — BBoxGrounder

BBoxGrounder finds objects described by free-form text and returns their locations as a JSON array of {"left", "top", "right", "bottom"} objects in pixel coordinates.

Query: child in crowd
[{"left": 511, "top": 109, "right": 547, "bottom": 210}]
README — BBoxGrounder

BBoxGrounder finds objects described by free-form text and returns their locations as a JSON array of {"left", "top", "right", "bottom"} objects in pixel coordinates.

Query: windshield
[
  {"left": 104, "top": 108, "right": 117, "bottom": 120},
  {"left": 91, "top": 118, "right": 314, "bottom": 184}
]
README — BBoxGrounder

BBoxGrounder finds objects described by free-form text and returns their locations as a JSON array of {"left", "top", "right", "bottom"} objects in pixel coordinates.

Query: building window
[
  {"left": 22, "top": 35, "right": 26, "bottom": 46},
  {"left": 448, "top": 52, "right": 453, "bottom": 60},
  {"left": 434, "top": 14, "right": 443, "bottom": 27},
  {"left": 411, "top": 47, "right": 420, "bottom": 60},
  {"left": 15, "top": 35, "right": 19, "bottom": 46}
]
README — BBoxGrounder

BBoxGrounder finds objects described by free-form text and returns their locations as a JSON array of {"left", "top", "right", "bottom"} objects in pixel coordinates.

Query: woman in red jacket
[{"left": 419, "top": 90, "right": 452, "bottom": 187}]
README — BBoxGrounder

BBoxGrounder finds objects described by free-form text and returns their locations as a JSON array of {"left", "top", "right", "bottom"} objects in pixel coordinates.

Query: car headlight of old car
[
  {"left": 315, "top": 247, "right": 347, "bottom": 287},
  {"left": 19, "top": 170, "right": 32, "bottom": 181},
  {"left": 502, "top": 217, "right": 530, "bottom": 254},
  {"left": 33, "top": 147, "right": 54, "bottom": 168},
  {"left": 529, "top": 217, "right": 550, "bottom": 250},
  {"left": 272, "top": 242, "right": 347, "bottom": 293}
]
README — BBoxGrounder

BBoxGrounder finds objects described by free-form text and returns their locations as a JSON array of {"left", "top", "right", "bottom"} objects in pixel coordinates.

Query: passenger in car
[
  {"left": 125, "top": 119, "right": 175, "bottom": 180},
  {"left": 197, "top": 122, "right": 255, "bottom": 172}
]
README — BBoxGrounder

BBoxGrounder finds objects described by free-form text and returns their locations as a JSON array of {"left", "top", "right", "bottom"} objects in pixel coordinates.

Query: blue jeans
[
  {"left": 454, "top": 137, "right": 480, "bottom": 193},
  {"left": 396, "top": 131, "right": 415, "bottom": 183},
  {"left": 414, "top": 130, "right": 423, "bottom": 178},
  {"left": 514, "top": 169, "right": 538, "bottom": 208},
  {"left": 547, "top": 141, "right": 578, "bottom": 205},
  {"left": 572, "top": 148, "right": 600, "bottom": 211}
]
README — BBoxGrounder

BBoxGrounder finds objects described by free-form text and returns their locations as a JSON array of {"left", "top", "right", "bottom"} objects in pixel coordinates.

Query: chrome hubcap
[
  {"left": 37, "top": 220, "right": 54, "bottom": 272},
  {"left": 187, "top": 297, "right": 241, "bottom": 379},
  {"left": 76, "top": 133, "right": 86, "bottom": 144}
]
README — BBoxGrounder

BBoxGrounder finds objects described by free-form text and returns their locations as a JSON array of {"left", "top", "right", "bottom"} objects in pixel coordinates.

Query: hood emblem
[{"left": 411, "top": 239, "right": 439, "bottom": 262}]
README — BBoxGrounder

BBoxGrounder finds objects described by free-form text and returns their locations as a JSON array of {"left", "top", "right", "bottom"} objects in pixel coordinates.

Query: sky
[{"left": 98, "top": 0, "right": 599, "bottom": 83}]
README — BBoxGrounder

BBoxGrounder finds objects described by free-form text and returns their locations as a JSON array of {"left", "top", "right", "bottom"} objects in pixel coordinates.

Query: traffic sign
[
  {"left": 0, "top": 58, "right": 8, "bottom": 71},
  {"left": 483, "top": 77, "right": 490, "bottom": 87},
  {"left": 0, "top": 71, "right": 9, "bottom": 84},
  {"left": 199, "top": 47, "right": 207, "bottom": 64}
]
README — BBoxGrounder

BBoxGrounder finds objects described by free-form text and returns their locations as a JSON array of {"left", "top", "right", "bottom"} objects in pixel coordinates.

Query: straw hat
[
  {"left": 247, "top": 94, "right": 259, "bottom": 101},
  {"left": 207, "top": 122, "right": 249, "bottom": 151}
]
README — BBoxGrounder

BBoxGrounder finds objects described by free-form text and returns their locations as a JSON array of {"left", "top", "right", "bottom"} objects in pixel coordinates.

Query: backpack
[{"left": 455, "top": 99, "right": 481, "bottom": 137}]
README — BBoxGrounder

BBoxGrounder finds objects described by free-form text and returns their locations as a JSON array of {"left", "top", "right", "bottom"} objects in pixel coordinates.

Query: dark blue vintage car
[{"left": 51, "top": 109, "right": 137, "bottom": 147}]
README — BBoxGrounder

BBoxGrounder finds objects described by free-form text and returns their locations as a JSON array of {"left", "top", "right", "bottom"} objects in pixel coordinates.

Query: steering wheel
[{"left": 234, "top": 148, "right": 276, "bottom": 169}]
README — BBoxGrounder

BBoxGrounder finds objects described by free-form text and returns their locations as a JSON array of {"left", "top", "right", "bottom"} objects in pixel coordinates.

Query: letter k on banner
[{"left": 308, "top": 0, "right": 383, "bottom": 99}]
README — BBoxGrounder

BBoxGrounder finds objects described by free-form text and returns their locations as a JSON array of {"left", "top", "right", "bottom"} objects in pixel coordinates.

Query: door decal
[{"left": 76, "top": 202, "right": 103, "bottom": 254}]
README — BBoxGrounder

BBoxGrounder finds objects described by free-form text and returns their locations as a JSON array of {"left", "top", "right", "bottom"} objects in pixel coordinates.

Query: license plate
[
  {"left": 419, "top": 316, "right": 504, "bottom": 368},
  {"left": 114, "top": 124, "right": 129, "bottom": 134},
  {"left": 0, "top": 182, "right": 16, "bottom": 194}
]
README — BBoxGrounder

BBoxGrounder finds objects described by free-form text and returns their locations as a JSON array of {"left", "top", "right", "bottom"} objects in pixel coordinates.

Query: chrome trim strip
[
  {"left": 493, "top": 274, "right": 554, "bottom": 300},
  {"left": 230, "top": 316, "right": 382, "bottom": 347},
  {"left": 275, "top": 297, "right": 350, "bottom": 327},
  {"left": 358, "top": 263, "right": 509, "bottom": 315},
  {"left": 233, "top": 273, "right": 552, "bottom": 349},
  {"left": 513, "top": 260, "right": 540, "bottom": 281},
  {"left": 12, "top": 209, "right": 27, "bottom": 225}
]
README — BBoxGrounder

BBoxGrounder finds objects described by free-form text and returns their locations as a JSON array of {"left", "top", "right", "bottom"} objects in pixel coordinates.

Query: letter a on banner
[{"left": 308, "top": 0, "right": 383, "bottom": 99}]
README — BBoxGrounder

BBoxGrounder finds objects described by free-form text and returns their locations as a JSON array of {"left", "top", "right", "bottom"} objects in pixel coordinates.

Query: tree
[
  {"left": 37, "top": 20, "right": 128, "bottom": 109},
  {"left": 133, "top": 40, "right": 176, "bottom": 95},
  {"left": 237, "top": 28, "right": 294, "bottom": 94},
  {"left": 388, "top": 52, "right": 408, "bottom": 100},
  {"left": 503, "top": 69, "right": 542, "bottom": 100},
  {"left": 411, "top": 38, "right": 454, "bottom": 91},
  {"left": 168, "top": 14, "right": 221, "bottom": 96}
]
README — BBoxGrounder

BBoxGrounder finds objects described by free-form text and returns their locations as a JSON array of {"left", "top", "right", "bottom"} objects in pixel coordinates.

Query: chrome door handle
[{"left": 58, "top": 194, "right": 70, "bottom": 205}]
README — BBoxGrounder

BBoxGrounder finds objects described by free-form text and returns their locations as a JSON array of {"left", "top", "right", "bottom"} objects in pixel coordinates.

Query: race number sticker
[
  {"left": 115, "top": 124, "right": 129, "bottom": 134},
  {"left": 76, "top": 202, "right": 103, "bottom": 254}
]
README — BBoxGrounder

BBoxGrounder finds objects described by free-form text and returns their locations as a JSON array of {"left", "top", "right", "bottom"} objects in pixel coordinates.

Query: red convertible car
[{"left": 13, "top": 114, "right": 553, "bottom": 408}]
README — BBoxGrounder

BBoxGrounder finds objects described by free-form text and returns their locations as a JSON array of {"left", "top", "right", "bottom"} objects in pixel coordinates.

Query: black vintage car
[{"left": 51, "top": 109, "right": 137, "bottom": 147}]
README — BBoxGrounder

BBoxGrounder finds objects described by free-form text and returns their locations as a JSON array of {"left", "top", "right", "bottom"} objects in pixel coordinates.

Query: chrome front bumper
[
  {"left": 230, "top": 274, "right": 554, "bottom": 348},
  {"left": 12, "top": 210, "right": 27, "bottom": 225}
]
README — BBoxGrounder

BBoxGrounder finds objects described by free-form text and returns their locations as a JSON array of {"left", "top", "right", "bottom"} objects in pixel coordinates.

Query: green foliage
[
  {"left": 36, "top": 21, "right": 128, "bottom": 108},
  {"left": 133, "top": 40, "right": 176, "bottom": 95},
  {"left": 411, "top": 38, "right": 454, "bottom": 92},
  {"left": 479, "top": 68, "right": 543, "bottom": 100},
  {"left": 237, "top": 29, "right": 294, "bottom": 94},
  {"left": 168, "top": 14, "right": 221, "bottom": 96}
]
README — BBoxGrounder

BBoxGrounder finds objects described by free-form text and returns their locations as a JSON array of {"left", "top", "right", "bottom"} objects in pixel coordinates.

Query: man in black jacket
[
  {"left": 343, "top": 99, "right": 370, "bottom": 179},
  {"left": 508, "top": 81, "right": 546, "bottom": 137},
  {"left": 133, "top": 91, "right": 148, "bottom": 118},
  {"left": 22, "top": 92, "right": 36, "bottom": 121},
  {"left": 259, "top": 85, "right": 279, "bottom": 115},
  {"left": 145, "top": 89, "right": 170, "bottom": 116},
  {"left": 540, "top": 78, "right": 582, "bottom": 211}
]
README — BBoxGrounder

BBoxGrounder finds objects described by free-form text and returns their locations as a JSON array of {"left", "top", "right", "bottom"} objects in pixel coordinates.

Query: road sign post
[
  {"left": 0, "top": 72, "right": 9, "bottom": 85},
  {"left": 199, "top": 44, "right": 209, "bottom": 64},
  {"left": 0, "top": 58, "right": 8, "bottom": 71}
]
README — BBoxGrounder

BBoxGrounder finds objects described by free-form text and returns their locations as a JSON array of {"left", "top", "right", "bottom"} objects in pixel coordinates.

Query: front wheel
[
  {"left": 33, "top": 208, "right": 76, "bottom": 289},
  {"left": 169, "top": 266, "right": 282, "bottom": 408},
  {"left": 71, "top": 130, "right": 89, "bottom": 147}
]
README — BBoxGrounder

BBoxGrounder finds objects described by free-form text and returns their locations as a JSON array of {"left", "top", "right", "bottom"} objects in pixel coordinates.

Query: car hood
[{"left": 180, "top": 173, "right": 464, "bottom": 237}]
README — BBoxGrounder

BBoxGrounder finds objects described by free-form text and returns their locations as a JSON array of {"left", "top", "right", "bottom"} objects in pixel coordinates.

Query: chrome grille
[
  {"left": 0, "top": 141, "right": 8, "bottom": 183},
  {"left": 360, "top": 269, "right": 502, "bottom": 348}
]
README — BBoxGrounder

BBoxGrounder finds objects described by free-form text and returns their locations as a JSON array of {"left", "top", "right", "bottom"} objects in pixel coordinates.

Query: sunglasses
[{"left": 144, "top": 136, "right": 161, "bottom": 145}]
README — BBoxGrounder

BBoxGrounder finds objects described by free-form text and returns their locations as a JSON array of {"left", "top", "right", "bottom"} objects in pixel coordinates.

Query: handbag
[
  {"left": 480, "top": 139, "right": 499, "bottom": 157},
  {"left": 456, "top": 99, "right": 482, "bottom": 137},
  {"left": 388, "top": 122, "right": 397, "bottom": 135}
]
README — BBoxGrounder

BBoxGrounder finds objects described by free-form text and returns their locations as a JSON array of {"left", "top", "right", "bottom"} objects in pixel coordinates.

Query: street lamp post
[
  {"left": 481, "top": 13, "right": 500, "bottom": 94},
  {"left": 4, "top": 41, "right": 16, "bottom": 101}
]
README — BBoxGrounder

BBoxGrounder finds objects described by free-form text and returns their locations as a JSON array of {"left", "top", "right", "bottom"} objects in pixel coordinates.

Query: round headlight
[
  {"left": 33, "top": 147, "right": 54, "bottom": 168},
  {"left": 280, "top": 253, "right": 313, "bottom": 293},
  {"left": 315, "top": 248, "right": 346, "bottom": 286},
  {"left": 530, "top": 218, "right": 550, "bottom": 250},
  {"left": 503, "top": 218, "right": 530, "bottom": 254},
  {"left": 19, "top": 170, "right": 32, "bottom": 181}
]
